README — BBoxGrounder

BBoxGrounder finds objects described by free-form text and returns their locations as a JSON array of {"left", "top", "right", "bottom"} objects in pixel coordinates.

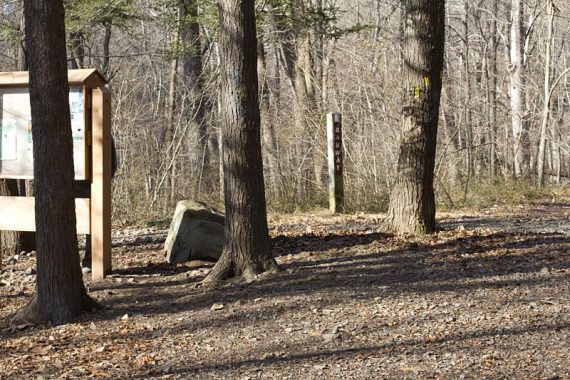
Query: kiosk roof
[{"left": 0, "top": 69, "right": 108, "bottom": 87}]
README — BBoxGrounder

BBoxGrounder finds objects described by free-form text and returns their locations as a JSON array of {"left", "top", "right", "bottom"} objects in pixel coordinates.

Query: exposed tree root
[
  {"left": 11, "top": 293, "right": 102, "bottom": 327},
  {"left": 202, "top": 256, "right": 279, "bottom": 286}
]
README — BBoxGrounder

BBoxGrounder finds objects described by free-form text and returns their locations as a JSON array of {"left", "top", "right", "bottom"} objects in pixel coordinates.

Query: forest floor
[{"left": 1, "top": 195, "right": 569, "bottom": 379}]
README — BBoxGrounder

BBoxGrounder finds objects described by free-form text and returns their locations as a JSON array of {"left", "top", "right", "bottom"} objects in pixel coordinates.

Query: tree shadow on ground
[
  {"left": 271, "top": 232, "right": 389, "bottom": 257},
  {"left": 71, "top": 227, "right": 570, "bottom": 325},
  {"left": 130, "top": 319, "right": 570, "bottom": 378},
  {"left": 2, "top": 222, "right": 568, "bottom": 340},
  {"left": 439, "top": 213, "right": 570, "bottom": 234}
]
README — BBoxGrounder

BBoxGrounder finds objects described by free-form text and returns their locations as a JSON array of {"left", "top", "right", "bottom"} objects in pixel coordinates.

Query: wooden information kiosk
[{"left": 0, "top": 69, "right": 112, "bottom": 279}]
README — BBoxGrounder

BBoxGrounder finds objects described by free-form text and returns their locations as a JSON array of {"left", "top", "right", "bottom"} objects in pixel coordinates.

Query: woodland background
[{"left": 1, "top": 0, "right": 569, "bottom": 221}]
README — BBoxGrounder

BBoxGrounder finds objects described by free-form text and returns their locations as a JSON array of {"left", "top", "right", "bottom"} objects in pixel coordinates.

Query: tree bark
[
  {"left": 488, "top": 0, "right": 498, "bottom": 179},
  {"left": 537, "top": 0, "right": 556, "bottom": 187},
  {"left": 383, "top": 0, "right": 445, "bottom": 235},
  {"left": 102, "top": 23, "right": 112, "bottom": 76},
  {"left": 462, "top": 1, "right": 473, "bottom": 182},
  {"left": 203, "top": 0, "right": 278, "bottom": 283},
  {"left": 509, "top": 0, "right": 529, "bottom": 178},
  {"left": 164, "top": 4, "right": 183, "bottom": 203},
  {"left": 258, "top": 38, "right": 283, "bottom": 197},
  {"left": 0, "top": 180, "right": 22, "bottom": 258},
  {"left": 293, "top": 31, "right": 316, "bottom": 198},
  {"left": 1, "top": 6, "right": 34, "bottom": 258},
  {"left": 180, "top": 0, "right": 211, "bottom": 195},
  {"left": 16, "top": 0, "right": 98, "bottom": 326}
]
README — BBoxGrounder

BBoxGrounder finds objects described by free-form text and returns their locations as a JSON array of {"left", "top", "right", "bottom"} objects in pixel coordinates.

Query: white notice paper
[
  {"left": 0, "top": 119, "right": 17, "bottom": 160},
  {"left": 69, "top": 88, "right": 84, "bottom": 142}
]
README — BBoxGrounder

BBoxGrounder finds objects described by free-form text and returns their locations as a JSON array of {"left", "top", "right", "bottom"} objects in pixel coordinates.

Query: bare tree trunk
[
  {"left": 102, "top": 23, "right": 112, "bottom": 76},
  {"left": 16, "top": 0, "right": 98, "bottom": 326},
  {"left": 164, "top": 5, "right": 182, "bottom": 203},
  {"left": 17, "top": 7, "right": 27, "bottom": 71},
  {"left": 488, "top": 0, "right": 498, "bottom": 179},
  {"left": 462, "top": 1, "right": 473, "bottom": 180},
  {"left": 68, "top": 21, "right": 84, "bottom": 70},
  {"left": 509, "top": 0, "right": 528, "bottom": 178},
  {"left": 293, "top": 31, "right": 314, "bottom": 198},
  {"left": 553, "top": 94, "right": 564, "bottom": 184},
  {"left": 383, "top": 0, "right": 445, "bottom": 235},
  {"left": 440, "top": 85, "right": 460, "bottom": 187},
  {"left": 1, "top": 9, "right": 33, "bottom": 258},
  {"left": 204, "top": 0, "right": 278, "bottom": 283},
  {"left": 0, "top": 180, "right": 22, "bottom": 257},
  {"left": 180, "top": 0, "right": 210, "bottom": 195},
  {"left": 258, "top": 38, "right": 283, "bottom": 196},
  {"left": 537, "top": 0, "right": 556, "bottom": 187}
]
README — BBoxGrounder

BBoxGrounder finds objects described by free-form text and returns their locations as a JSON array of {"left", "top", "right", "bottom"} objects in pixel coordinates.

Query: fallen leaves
[{"left": 1, "top": 202, "right": 570, "bottom": 378}]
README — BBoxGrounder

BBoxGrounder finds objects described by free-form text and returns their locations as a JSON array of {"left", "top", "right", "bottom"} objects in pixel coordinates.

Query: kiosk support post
[
  {"left": 0, "top": 69, "right": 112, "bottom": 279},
  {"left": 91, "top": 87, "right": 112, "bottom": 279}
]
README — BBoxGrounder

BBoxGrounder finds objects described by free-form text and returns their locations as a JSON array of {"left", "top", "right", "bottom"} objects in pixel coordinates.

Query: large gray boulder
[{"left": 164, "top": 200, "right": 225, "bottom": 264}]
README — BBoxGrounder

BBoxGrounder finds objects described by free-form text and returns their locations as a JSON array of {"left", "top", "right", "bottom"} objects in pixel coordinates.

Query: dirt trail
[{"left": 1, "top": 201, "right": 569, "bottom": 379}]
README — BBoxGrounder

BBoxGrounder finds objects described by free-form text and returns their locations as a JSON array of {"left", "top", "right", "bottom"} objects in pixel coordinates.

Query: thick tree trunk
[
  {"left": 203, "top": 0, "right": 278, "bottom": 283},
  {"left": 383, "top": 0, "right": 445, "bottom": 235},
  {"left": 16, "top": 0, "right": 98, "bottom": 326}
]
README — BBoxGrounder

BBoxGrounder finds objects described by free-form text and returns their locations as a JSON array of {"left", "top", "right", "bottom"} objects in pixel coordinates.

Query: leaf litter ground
[{"left": 1, "top": 199, "right": 569, "bottom": 379}]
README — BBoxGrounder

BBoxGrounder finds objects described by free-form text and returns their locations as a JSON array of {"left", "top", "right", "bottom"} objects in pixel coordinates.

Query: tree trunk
[
  {"left": 462, "top": 1, "right": 473, "bottom": 183},
  {"left": 180, "top": 0, "right": 210, "bottom": 195},
  {"left": 293, "top": 31, "right": 316, "bottom": 198},
  {"left": 1, "top": 11, "right": 33, "bottom": 258},
  {"left": 0, "top": 180, "right": 22, "bottom": 258},
  {"left": 164, "top": 4, "right": 182, "bottom": 203},
  {"left": 488, "top": 0, "right": 498, "bottom": 179},
  {"left": 553, "top": 94, "right": 564, "bottom": 184},
  {"left": 68, "top": 18, "right": 84, "bottom": 70},
  {"left": 537, "top": 0, "right": 556, "bottom": 187},
  {"left": 102, "top": 23, "right": 112, "bottom": 76},
  {"left": 258, "top": 38, "right": 283, "bottom": 197},
  {"left": 16, "top": 0, "right": 98, "bottom": 326},
  {"left": 509, "top": 0, "right": 528, "bottom": 178},
  {"left": 17, "top": 7, "right": 27, "bottom": 71},
  {"left": 203, "top": 0, "right": 278, "bottom": 283},
  {"left": 383, "top": 0, "right": 445, "bottom": 235}
]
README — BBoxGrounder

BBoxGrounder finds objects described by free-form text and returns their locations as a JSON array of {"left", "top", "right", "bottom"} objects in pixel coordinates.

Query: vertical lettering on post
[{"left": 327, "top": 113, "right": 344, "bottom": 213}]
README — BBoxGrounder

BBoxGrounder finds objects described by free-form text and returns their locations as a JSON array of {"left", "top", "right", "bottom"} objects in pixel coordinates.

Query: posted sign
[
  {"left": 327, "top": 113, "right": 344, "bottom": 213},
  {"left": 0, "top": 69, "right": 112, "bottom": 279},
  {"left": 0, "top": 86, "right": 89, "bottom": 179}
]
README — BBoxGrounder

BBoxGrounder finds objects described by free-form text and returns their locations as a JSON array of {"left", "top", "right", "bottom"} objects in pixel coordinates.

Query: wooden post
[
  {"left": 327, "top": 113, "right": 344, "bottom": 213},
  {"left": 0, "top": 69, "right": 111, "bottom": 278},
  {"left": 90, "top": 87, "right": 112, "bottom": 279}
]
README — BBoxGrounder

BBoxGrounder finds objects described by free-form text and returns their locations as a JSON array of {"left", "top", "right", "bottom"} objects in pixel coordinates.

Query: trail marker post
[
  {"left": 0, "top": 69, "right": 112, "bottom": 279},
  {"left": 327, "top": 112, "right": 344, "bottom": 213}
]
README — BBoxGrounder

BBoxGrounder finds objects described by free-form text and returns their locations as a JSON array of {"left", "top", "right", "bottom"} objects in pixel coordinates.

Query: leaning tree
[
  {"left": 383, "top": 0, "right": 446, "bottom": 235},
  {"left": 203, "top": 0, "right": 278, "bottom": 282},
  {"left": 15, "top": 0, "right": 98, "bottom": 325}
]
